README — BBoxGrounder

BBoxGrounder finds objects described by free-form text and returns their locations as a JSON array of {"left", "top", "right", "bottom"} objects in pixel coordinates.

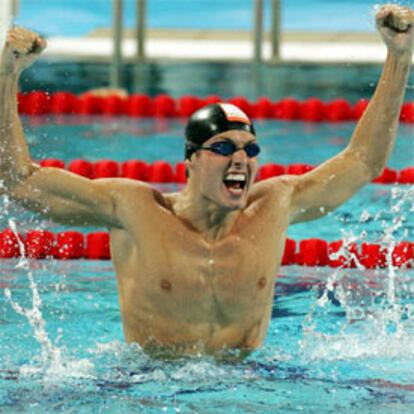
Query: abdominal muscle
[{"left": 121, "top": 302, "right": 271, "bottom": 358}]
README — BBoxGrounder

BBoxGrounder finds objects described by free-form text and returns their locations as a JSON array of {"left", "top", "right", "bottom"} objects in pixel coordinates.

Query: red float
[
  {"left": 227, "top": 96, "right": 253, "bottom": 117},
  {"left": 147, "top": 161, "right": 174, "bottom": 183},
  {"left": 392, "top": 242, "right": 414, "bottom": 268},
  {"left": 298, "top": 238, "right": 328, "bottom": 266},
  {"left": 55, "top": 231, "right": 84, "bottom": 259},
  {"left": 121, "top": 160, "right": 148, "bottom": 181},
  {"left": 126, "top": 94, "right": 153, "bottom": 116},
  {"left": 50, "top": 92, "right": 78, "bottom": 114},
  {"left": 25, "top": 230, "right": 55, "bottom": 259},
  {"left": 102, "top": 96, "right": 126, "bottom": 115},
  {"left": 203, "top": 95, "right": 222, "bottom": 106},
  {"left": 78, "top": 94, "right": 104, "bottom": 114},
  {"left": 94, "top": 160, "right": 119, "bottom": 178},
  {"left": 39, "top": 158, "right": 65, "bottom": 169},
  {"left": 252, "top": 97, "right": 273, "bottom": 119},
  {"left": 325, "top": 99, "right": 353, "bottom": 122},
  {"left": 360, "top": 243, "right": 386, "bottom": 269},
  {"left": 400, "top": 102, "right": 414, "bottom": 123},
  {"left": 178, "top": 96, "right": 203, "bottom": 117},
  {"left": 352, "top": 98, "right": 369, "bottom": 120},
  {"left": 258, "top": 164, "right": 286, "bottom": 180},
  {"left": 23, "top": 91, "right": 51, "bottom": 115},
  {"left": 282, "top": 238, "right": 296, "bottom": 265},
  {"left": 286, "top": 164, "right": 314, "bottom": 175},
  {"left": 398, "top": 167, "right": 414, "bottom": 184},
  {"left": 86, "top": 232, "right": 110, "bottom": 259},
  {"left": 153, "top": 94, "right": 177, "bottom": 117},
  {"left": 0, "top": 229, "right": 22, "bottom": 258},
  {"left": 300, "top": 98, "right": 325, "bottom": 122},
  {"left": 372, "top": 167, "right": 398, "bottom": 184},
  {"left": 274, "top": 98, "right": 300, "bottom": 120},
  {"left": 328, "top": 240, "right": 358, "bottom": 268},
  {"left": 68, "top": 159, "right": 94, "bottom": 179}
]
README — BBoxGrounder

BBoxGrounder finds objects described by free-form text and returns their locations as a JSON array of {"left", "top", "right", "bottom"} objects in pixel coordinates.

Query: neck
[{"left": 174, "top": 187, "right": 240, "bottom": 240}]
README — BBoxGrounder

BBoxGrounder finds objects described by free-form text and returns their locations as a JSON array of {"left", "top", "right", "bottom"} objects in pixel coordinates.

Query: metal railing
[
  {"left": 4, "top": 0, "right": 281, "bottom": 88},
  {"left": 110, "top": 0, "right": 281, "bottom": 87}
]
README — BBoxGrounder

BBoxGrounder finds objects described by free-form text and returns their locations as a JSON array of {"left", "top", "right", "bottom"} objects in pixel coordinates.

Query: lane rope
[
  {"left": 0, "top": 229, "right": 412, "bottom": 268},
  {"left": 37, "top": 158, "right": 414, "bottom": 185},
  {"left": 18, "top": 91, "right": 414, "bottom": 123}
]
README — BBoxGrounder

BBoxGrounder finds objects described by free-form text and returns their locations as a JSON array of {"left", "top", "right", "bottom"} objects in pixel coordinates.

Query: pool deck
[{"left": 41, "top": 28, "right": 414, "bottom": 65}]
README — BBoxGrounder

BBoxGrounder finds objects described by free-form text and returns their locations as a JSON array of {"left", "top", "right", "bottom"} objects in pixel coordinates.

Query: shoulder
[
  {"left": 250, "top": 175, "right": 297, "bottom": 200},
  {"left": 93, "top": 177, "right": 162, "bottom": 210},
  {"left": 94, "top": 177, "right": 153, "bottom": 196},
  {"left": 242, "top": 175, "right": 297, "bottom": 216},
  {"left": 94, "top": 177, "right": 174, "bottom": 211}
]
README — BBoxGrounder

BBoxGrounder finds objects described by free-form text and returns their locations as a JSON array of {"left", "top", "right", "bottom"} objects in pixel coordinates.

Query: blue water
[
  {"left": 0, "top": 117, "right": 414, "bottom": 413},
  {"left": 15, "top": 0, "right": 413, "bottom": 37},
  {"left": 2, "top": 263, "right": 414, "bottom": 413}
]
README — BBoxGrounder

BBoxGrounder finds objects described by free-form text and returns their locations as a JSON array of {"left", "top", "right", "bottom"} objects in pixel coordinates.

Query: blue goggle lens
[{"left": 208, "top": 141, "right": 260, "bottom": 158}]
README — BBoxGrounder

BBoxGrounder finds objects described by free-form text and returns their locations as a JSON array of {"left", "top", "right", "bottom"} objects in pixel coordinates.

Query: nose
[{"left": 230, "top": 147, "right": 248, "bottom": 166}]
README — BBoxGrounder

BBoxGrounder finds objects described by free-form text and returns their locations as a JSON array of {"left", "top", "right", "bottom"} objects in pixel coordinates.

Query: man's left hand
[{"left": 376, "top": 5, "right": 414, "bottom": 54}]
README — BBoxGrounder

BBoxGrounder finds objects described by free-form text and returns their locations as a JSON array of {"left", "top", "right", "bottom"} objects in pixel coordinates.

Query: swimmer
[{"left": 0, "top": 5, "right": 413, "bottom": 358}]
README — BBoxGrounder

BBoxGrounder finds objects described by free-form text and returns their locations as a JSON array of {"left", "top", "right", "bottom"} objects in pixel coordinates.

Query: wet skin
[
  {"left": 1, "top": 5, "right": 413, "bottom": 357},
  {"left": 108, "top": 131, "right": 293, "bottom": 355}
]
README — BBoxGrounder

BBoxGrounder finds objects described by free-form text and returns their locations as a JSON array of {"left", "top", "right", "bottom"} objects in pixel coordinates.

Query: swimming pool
[{"left": 0, "top": 115, "right": 413, "bottom": 413}]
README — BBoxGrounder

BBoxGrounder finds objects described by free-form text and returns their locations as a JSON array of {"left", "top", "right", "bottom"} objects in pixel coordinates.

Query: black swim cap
[{"left": 184, "top": 103, "right": 256, "bottom": 159}]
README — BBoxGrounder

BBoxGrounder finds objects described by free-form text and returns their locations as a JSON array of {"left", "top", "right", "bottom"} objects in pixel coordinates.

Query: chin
[{"left": 222, "top": 196, "right": 248, "bottom": 211}]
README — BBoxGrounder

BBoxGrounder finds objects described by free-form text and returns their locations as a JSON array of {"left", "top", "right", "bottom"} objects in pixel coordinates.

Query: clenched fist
[
  {"left": 0, "top": 27, "right": 47, "bottom": 76},
  {"left": 376, "top": 5, "right": 414, "bottom": 54}
]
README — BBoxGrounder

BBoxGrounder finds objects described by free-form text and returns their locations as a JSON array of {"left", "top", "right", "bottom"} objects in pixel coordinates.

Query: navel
[
  {"left": 257, "top": 277, "right": 267, "bottom": 289},
  {"left": 160, "top": 279, "right": 172, "bottom": 291}
]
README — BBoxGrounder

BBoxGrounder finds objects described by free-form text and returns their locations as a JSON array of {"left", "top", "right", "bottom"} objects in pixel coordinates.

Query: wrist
[
  {"left": 387, "top": 47, "right": 414, "bottom": 60},
  {"left": 386, "top": 49, "right": 413, "bottom": 69}
]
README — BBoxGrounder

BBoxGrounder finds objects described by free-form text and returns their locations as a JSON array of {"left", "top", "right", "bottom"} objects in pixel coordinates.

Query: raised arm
[
  {"left": 0, "top": 27, "right": 122, "bottom": 228},
  {"left": 288, "top": 5, "right": 414, "bottom": 224}
]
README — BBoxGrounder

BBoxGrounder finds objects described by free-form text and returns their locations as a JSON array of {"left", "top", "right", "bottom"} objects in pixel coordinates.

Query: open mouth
[{"left": 223, "top": 172, "right": 247, "bottom": 195}]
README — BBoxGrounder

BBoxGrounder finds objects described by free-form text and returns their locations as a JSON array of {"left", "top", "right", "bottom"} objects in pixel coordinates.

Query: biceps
[
  {"left": 9, "top": 167, "right": 121, "bottom": 227},
  {"left": 290, "top": 151, "right": 372, "bottom": 224},
  {"left": 11, "top": 190, "right": 108, "bottom": 226}
]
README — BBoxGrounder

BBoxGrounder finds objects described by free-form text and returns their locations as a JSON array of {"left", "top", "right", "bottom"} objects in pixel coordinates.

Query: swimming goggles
[{"left": 197, "top": 140, "right": 260, "bottom": 158}]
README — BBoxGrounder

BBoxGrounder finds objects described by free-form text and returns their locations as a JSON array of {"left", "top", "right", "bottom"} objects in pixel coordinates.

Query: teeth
[{"left": 225, "top": 173, "right": 246, "bottom": 182}]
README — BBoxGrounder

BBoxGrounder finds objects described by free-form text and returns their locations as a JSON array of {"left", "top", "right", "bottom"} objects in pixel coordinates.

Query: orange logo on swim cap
[{"left": 218, "top": 103, "right": 251, "bottom": 125}]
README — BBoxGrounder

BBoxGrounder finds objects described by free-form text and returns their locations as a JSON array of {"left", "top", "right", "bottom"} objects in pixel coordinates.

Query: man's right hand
[{"left": 0, "top": 27, "right": 47, "bottom": 76}]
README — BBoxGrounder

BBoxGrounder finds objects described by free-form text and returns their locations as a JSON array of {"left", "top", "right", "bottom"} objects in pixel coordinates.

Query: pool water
[
  {"left": 0, "top": 117, "right": 414, "bottom": 413},
  {"left": 2, "top": 263, "right": 414, "bottom": 413}
]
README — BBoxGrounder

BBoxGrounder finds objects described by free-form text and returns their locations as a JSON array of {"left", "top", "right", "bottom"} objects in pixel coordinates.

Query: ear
[{"left": 185, "top": 158, "right": 192, "bottom": 179}]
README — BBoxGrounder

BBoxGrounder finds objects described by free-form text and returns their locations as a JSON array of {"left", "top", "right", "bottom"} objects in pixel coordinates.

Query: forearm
[
  {"left": 348, "top": 50, "right": 412, "bottom": 177},
  {"left": 0, "top": 74, "right": 34, "bottom": 186}
]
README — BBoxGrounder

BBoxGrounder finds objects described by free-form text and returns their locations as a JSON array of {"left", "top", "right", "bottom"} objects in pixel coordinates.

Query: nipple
[
  {"left": 257, "top": 277, "right": 266, "bottom": 289},
  {"left": 160, "top": 279, "right": 172, "bottom": 291}
]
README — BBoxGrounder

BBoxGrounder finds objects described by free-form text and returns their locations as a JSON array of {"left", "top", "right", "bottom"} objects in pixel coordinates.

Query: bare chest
[{"left": 111, "top": 207, "right": 287, "bottom": 325}]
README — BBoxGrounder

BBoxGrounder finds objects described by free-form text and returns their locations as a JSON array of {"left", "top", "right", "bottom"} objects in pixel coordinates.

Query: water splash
[
  {"left": 301, "top": 186, "right": 414, "bottom": 362},
  {"left": 3, "top": 217, "right": 95, "bottom": 383}
]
